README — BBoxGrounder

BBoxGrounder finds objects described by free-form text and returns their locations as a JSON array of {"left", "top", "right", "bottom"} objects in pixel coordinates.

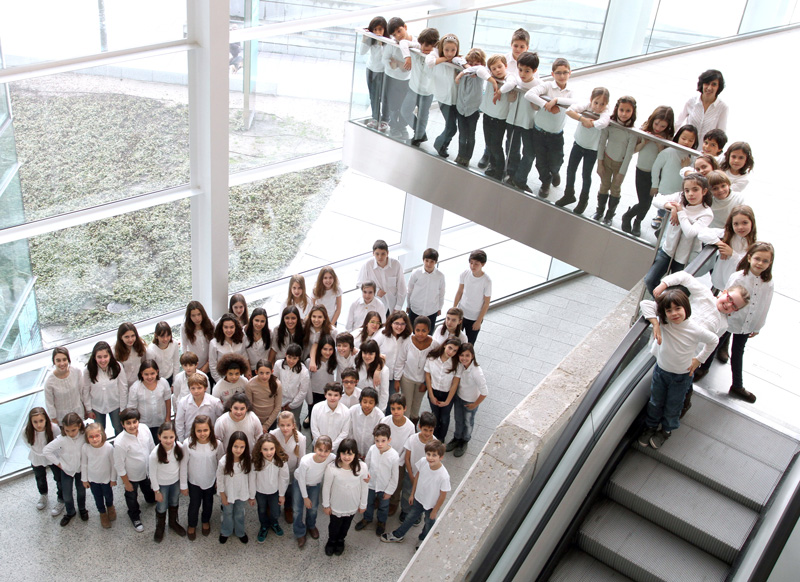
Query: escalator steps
[{"left": 548, "top": 548, "right": 634, "bottom": 581}]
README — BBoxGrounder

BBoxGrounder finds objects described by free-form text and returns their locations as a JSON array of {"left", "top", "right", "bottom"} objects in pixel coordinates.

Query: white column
[
  {"left": 595, "top": 0, "right": 657, "bottom": 64},
  {"left": 187, "top": 0, "right": 230, "bottom": 319},
  {"left": 400, "top": 193, "right": 444, "bottom": 266}
]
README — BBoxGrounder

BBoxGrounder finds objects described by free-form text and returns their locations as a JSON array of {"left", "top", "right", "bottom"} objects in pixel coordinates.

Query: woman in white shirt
[
  {"left": 82, "top": 341, "right": 128, "bottom": 435},
  {"left": 676, "top": 69, "right": 728, "bottom": 144},
  {"left": 181, "top": 301, "right": 216, "bottom": 377},
  {"left": 209, "top": 314, "right": 247, "bottom": 383},
  {"left": 127, "top": 359, "right": 172, "bottom": 443},
  {"left": 44, "top": 347, "right": 84, "bottom": 426}
]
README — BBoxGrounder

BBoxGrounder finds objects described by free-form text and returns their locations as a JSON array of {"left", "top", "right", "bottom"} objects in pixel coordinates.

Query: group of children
[
  {"left": 361, "top": 19, "right": 754, "bottom": 237},
  {"left": 30, "top": 242, "right": 497, "bottom": 553}
]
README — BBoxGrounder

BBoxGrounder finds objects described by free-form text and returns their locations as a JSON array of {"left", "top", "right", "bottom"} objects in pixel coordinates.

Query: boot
[
  {"left": 168, "top": 505, "right": 186, "bottom": 537},
  {"left": 555, "top": 187, "right": 576, "bottom": 207},
  {"left": 631, "top": 218, "right": 642, "bottom": 237},
  {"left": 107, "top": 505, "right": 117, "bottom": 521},
  {"left": 592, "top": 194, "right": 609, "bottom": 220},
  {"left": 100, "top": 512, "right": 111, "bottom": 529},
  {"left": 621, "top": 206, "right": 635, "bottom": 233},
  {"left": 573, "top": 192, "right": 590, "bottom": 214},
  {"left": 716, "top": 334, "right": 731, "bottom": 363},
  {"left": 603, "top": 196, "right": 620, "bottom": 225},
  {"left": 154, "top": 510, "right": 166, "bottom": 543}
]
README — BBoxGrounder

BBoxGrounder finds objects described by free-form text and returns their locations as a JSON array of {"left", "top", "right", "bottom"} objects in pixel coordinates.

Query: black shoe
[
  {"left": 555, "top": 193, "right": 576, "bottom": 207},
  {"left": 484, "top": 168, "right": 502, "bottom": 179},
  {"left": 334, "top": 541, "right": 345, "bottom": 555},
  {"left": 515, "top": 180, "right": 533, "bottom": 194},
  {"left": 477, "top": 152, "right": 489, "bottom": 169},
  {"left": 219, "top": 535, "right": 228, "bottom": 544},
  {"left": 410, "top": 139, "right": 423, "bottom": 147},
  {"left": 60, "top": 513, "right": 74, "bottom": 527},
  {"left": 79, "top": 509, "right": 89, "bottom": 521},
  {"left": 325, "top": 541, "right": 336, "bottom": 556},
  {"left": 621, "top": 207, "right": 634, "bottom": 233},
  {"left": 730, "top": 386, "right": 756, "bottom": 403},
  {"left": 631, "top": 219, "right": 642, "bottom": 237},
  {"left": 692, "top": 368, "right": 709, "bottom": 383},
  {"left": 239, "top": 534, "right": 249, "bottom": 544},
  {"left": 573, "top": 193, "right": 589, "bottom": 214},
  {"left": 436, "top": 146, "right": 449, "bottom": 158},
  {"left": 302, "top": 416, "right": 310, "bottom": 429},
  {"left": 552, "top": 173, "right": 561, "bottom": 187},
  {"left": 538, "top": 182, "right": 550, "bottom": 198}
]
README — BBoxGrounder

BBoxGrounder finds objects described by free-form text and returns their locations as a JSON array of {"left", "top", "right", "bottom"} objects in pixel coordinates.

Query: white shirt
[
  {"left": 81, "top": 367, "right": 128, "bottom": 414},
  {"left": 429, "top": 53, "right": 464, "bottom": 105},
  {"left": 656, "top": 271, "right": 728, "bottom": 340},
  {"left": 28, "top": 424, "right": 61, "bottom": 467},
  {"left": 322, "top": 461, "right": 369, "bottom": 517},
  {"left": 568, "top": 102, "right": 611, "bottom": 150},
  {"left": 311, "top": 401, "right": 351, "bottom": 450},
  {"left": 211, "top": 377, "right": 247, "bottom": 403},
  {"left": 312, "top": 287, "right": 342, "bottom": 323},
  {"left": 149, "top": 445, "right": 182, "bottom": 489},
  {"left": 407, "top": 45, "right": 435, "bottom": 96},
  {"left": 180, "top": 438, "right": 224, "bottom": 490},
  {"left": 356, "top": 362, "right": 390, "bottom": 411},
  {"left": 245, "top": 336, "right": 268, "bottom": 371},
  {"left": 640, "top": 299, "right": 719, "bottom": 373},
  {"left": 458, "top": 270, "right": 492, "bottom": 320},
  {"left": 457, "top": 363, "right": 489, "bottom": 403},
  {"left": 348, "top": 405, "right": 385, "bottom": 460},
  {"left": 501, "top": 75, "right": 541, "bottom": 130},
  {"left": 216, "top": 457, "right": 255, "bottom": 502},
  {"left": 181, "top": 327, "right": 211, "bottom": 368},
  {"left": 171, "top": 369, "right": 208, "bottom": 412},
  {"left": 175, "top": 392, "right": 223, "bottom": 442},
  {"left": 406, "top": 267, "right": 446, "bottom": 316},
  {"left": 346, "top": 296, "right": 387, "bottom": 332},
  {"left": 43, "top": 434, "right": 84, "bottom": 476},
  {"left": 431, "top": 327, "right": 468, "bottom": 349},
  {"left": 382, "top": 42, "right": 411, "bottom": 81},
  {"left": 336, "top": 353, "right": 356, "bottom": 378},
  {"left": 254, "top": 460, "right": 290, "bottom": 496},
  {"left": 44, "top": 366, "right": 84, "bottom": 424},
  {"left": 395, "top": 337, "right": 435, "bottom": 382},
  {"left": 295, "top": 452, "right": 335, "bottom": 497},
  {"left": 425, "top": 356, "right": 461, "bottom": 394},
  {"left": 414, "top": 458, "right": 451, "bottom": 510},
  {"left": 404, "top": 433, "right": 437, "bottom": 478},
  {"left": 127, "top": 379, "right": 171, "bottom": 429},
  {"left": 676, "top": 94, "right": 728, "bottom": 143},
  {"left": 365, "top": 445, "right": 399, "bottom": 493},
  {"left": 340, "top": 387, "right": 361, "bottom": 408},
  {"left": 357, "top": 257, "right": 406, "bottom": 313},
  {"left": 275, "top": 360, "right": 310, "bottom": 410},
  {"left": 119, "top": 353, "right": 143, "bottom": 388},
  {"left": 652, "top": 194, "right": 714, "bottom": 264},
  {"left": 214, "top": 411, "right": 263, "bottom": 450},
  {"left": 307, "top": 357, "right": 336, "bottom": 398},
  {"left": 208, "top": 338, "right": 247, "bottom": 382},
  {"left": 726, "top": 271, "right": 773, "bottom": 335},
  {"left": 113, "top": 427, "right": 154, "bottom": 481},
  {"left": 81, "top": 442, "right": 117, "bottom": 484},
  {"left": 279, "top": 299, "right": 312, "bottom": 322},
  {"left": 360, "top": 36, "right": 385, "bottom": 73},
  {"left": 380, "top": 416, "right": 416, "bottom": 467},
  {"left": 526, "top": 81, "right": 576, "bottom": 134},
  {"left": 376, "top": 333, "right": 406, "bottom": 381},
  {"left": 147, "top": 342, "right": 180, "bottom": 380},
  {"left": 270, "top": 428, "right": 307, "bottom": 477}
]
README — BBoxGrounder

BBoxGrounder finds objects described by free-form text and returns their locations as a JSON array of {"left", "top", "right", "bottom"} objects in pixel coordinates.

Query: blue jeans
[
  {"left": 392, "top": 499, "right": 436, "bottom": 541},
  {"left": 644, "top": 248, "right": 685, "bottom": 296},
  {"left": 401, "top": 90, "right": 433, "bottom": 140},
  {"left": 256, "top": 491, "right": 280, "bottom": 528},
  {"left": 645, "top": 364, "right": 692, "bottom": 432},
  {"left": 364, "top": 488, "right": 390, "bottom": 523},
  {"left": 32, "top": 464, "right": 63, "bottom": 500},
  {"left": 399, "top": 469, "right": 413, "bottom": 518},
  {"left": 292, "top": 480, "right": 320, "bottom": 538},
  {"left": 221, "top": 499, "right": 247, "bottom": 537},
  {"left": 429, "top": 389, "right": 455, "bottom": 442},
  {"left": 61, "top": 471, "right": 86, "bottom": 516},
  {"left": 156, "top": 480, "right": 181, "bottom": 513},
  {"left": 483, "top": 114, "right": 507, "bottom": 173},
  {"left": 89, "top": 482, "right": 114, "bottom": 513},
  {"left": 93, "top": 408, "right": 122, "bottom": 436},
  {"left": 565, "top": 142, "right": 598, "bottom": 195},
  {"left": 453, "top": 394, "right": 478, "bottom": 442}
]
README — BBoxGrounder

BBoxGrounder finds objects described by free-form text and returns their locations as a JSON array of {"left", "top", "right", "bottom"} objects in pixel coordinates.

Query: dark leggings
[
  {"left": 187, "top": 482, "right": 216, "bottom": 527},
  {"left": 565, "top": 142, "right": 598, "bottom": 194},
  {"left": 698, "top": 331, "right": 749, "bottom": 388},
  {"left": 632, "top": 168, "right": 653, "bottom": 221}
]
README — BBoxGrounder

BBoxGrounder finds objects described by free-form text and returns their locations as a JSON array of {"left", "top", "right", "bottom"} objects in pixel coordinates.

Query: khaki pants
[
  {"left": 598, "top": 155, "right": 625, "bottom": 198},
  {"left": 399, "top": 375, "right": 426, "bottom": 420}
]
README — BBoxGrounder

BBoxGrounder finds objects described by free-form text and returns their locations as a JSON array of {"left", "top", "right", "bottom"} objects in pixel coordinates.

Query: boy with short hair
[
  {"left": 172, "top": 352, "right": 208, "bottom": 412},
  {"left": 383, "top": 17, "right": 413, "bottom": 138},
  {"left": 401, "top": 411, "right": 437, "bottom": 523},
  {"left": 381, "top": 440, "right": 450, "bottom": 546},
  {"left": 501, "top": 51, "right": 541, "bottom": 190},
  {"left": 335, "top": 334, "right": 356, "bottom": 376},
  {"left": 453, "top": 250, "right": 492, "bottom": 344},
  {"left": 355, "top": 423, "right": 399, "bottom": 535},
  {"left": 380, "top": 393, "right": 416, "bottom": 516},
  {"left": 703, "top": 128, "right": 728, "bottom": 159},
  {"left": 524, "top": 57, "right": 576, "bottom": 197},
  {"left": 406, "top": 248, "right": 446, "bottom": 326},
  {"left": 357, "top": 239, "right": 406, "bottom": 313},
  {"left": 310, "top": 382, "right": 351, "bottom": 450},
  {"left": 210, "top": 353, "right": 249, "bottom": 402},
  {"left": 481, "top": 55, "right": 515, "bottom": 180},
  {"left": 175, "top": 373, "right": 223, "bottom": 441},
  {"left": 348, "top": 387, "right": 384, "bottom": 459},
  {"left": 400, "top": 27, "right": 440, "bottom": 146},
  {"left": 293, "top": 435, "right": 335, "bottom": 548},
  {"left": 346, "top": 281, "right": 387, "bottom": 331},
  {"left": 339, "top": 368, "right": 361, "bottom": 408},
  {"left": 113, "top": 408, "right": 155, "bottom": 532}
]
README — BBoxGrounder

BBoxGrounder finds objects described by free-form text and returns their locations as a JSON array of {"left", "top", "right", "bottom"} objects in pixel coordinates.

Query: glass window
[
  {"left": 644, "top": 0, "right": 747, "bottom": 53},
  {"left": 8, "top": 53, "right": 189, "bottom": 225},
  {"left": 0, "top": 368, "right": 49, "bottom": 477},
  {"left": 239, "top": 0, "right": 399, "bottom": 25}
]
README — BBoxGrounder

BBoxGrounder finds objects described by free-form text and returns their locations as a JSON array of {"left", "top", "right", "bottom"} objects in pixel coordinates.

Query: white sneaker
[
  {"left": 133, "top": 520, "right": 145, "bottom": 532},
  {"left": 36, "top": 495, "right": 48, "bottom": 510},
  {"left": 366, "top": 119, "right": 378, "bottom": 128},
  {"left": 51, "top": 501, "right": 65, "bottom": 517},
  {"left": 378, "top": 122, "right": 389, "bottom": 133}
]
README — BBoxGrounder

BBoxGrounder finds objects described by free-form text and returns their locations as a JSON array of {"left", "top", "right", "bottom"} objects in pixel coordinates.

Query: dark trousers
[
  {"left": 328, "top": 513, "right": 355, "bottom": 545},
  {"left": 533, "top": 127, "right": 565, "bottom": 185},
  {"left": 462, "top": 317, "right": 481, "bottom": 345},
  {"left": 513, "top": 127, "right": 537, "bottom": 185},
  {"left": 644, "top": 248, "right": 684, "bottom": 296},
  {"left": 366, "top": 69, "right": 386, "bottom": 122},
  {"left": 698, "top": 331, "right": 749, "bottom": 388},
  {"left": 633, "top": 168, "right": 653, "bottom": 221},
  {"left": 565, "top": 142, "right": 598, "bottom": 194},
  {"left": 124, "top": 477, "right": 155, "bottom": 523},
  {"left": 61, "top": 471, "right": 86, "bottom": 516},
  {"left": 256, "top": 491, "right": 281, "bottom": 528},
  {"left": 429, "top": 388, "right": 455, "bottom": 442},
  {"left": 384, "top": 76, "right": 409, "bottom": 131},
  {"left": 434, "top": 102, "right": 458, "bottom": 152},
  {"left": 456, "top": 110, "right": 480, "bottom": 160},
  {"left": 483, "top": 115, "right": 507, "bottom": 173},
  {"left": 187, "top": 482, "right": 216, "bottom": 527},
  {"left": 407, "top": 309, "right": 440, "bottom": 330},
  {"left": 89, "top": 482, "right": 114, "bottom": 513},
  {"left": 32, "top": 464, "right": 63, "bottom": 500}
]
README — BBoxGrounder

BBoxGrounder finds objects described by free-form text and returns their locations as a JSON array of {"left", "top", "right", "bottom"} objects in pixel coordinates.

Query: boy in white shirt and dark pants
[
  {"left": 355, "top": 423, "right": 399, "bottom": 535},
  {"left": 406, "top": 248, "right": 446, "bottom": 326},
  {"left": 453, "top": 250, "right": 492, "bottom": 344}
]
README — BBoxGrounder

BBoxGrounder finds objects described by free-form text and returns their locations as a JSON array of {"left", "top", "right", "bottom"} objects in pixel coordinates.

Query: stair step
[
  {"left": 579, "top": 500, "right": 729, "bottom": 582},
  {"left": 548, "top": 548, "right": 634, "bottom": 582},
  {"left": 608, "top": 450, "right": 757, "bottom": 563}
]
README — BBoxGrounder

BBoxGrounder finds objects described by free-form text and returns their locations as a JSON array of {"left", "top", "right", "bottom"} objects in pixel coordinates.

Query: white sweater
[
  {"left": 43, "top": 433, "right": 84, "bottom": 476},
  {"left": 81, "top": 367, "right": 128, "bottom": 415},
  {"left": 147, "top": 342, "right": 181, "bottom": 380},
  {"left": 27, "top": 424, "right": 61, "bottom": 466},
  {"left": 81, "top": 442, "right": 117, "bottom": 483},
  {"left": 253, "top": 460, "right": 290, "bottom": 496},
  {"left": 214, "top": 411, "right": 263, "bottom": 450},
  {"left": 322, "top": 461, "right": 369, "bottom": 517},
  {"left": 216, "top": 457, "right": 255, "bottom": 502},
  {"left": 640, "top": 300, "right": 719, "bottom": 373},
  {"left": 180, "top": 439, "right": 224, "bottom": 490},
  {"left": 148, "top": 445, "right": 183, "bottom": 489},
  {"left": 44, "top": 367, "right": 84, "bottom": 424},
  {"left": 652, "top": 194, "right": 713, "bottom": 264}
]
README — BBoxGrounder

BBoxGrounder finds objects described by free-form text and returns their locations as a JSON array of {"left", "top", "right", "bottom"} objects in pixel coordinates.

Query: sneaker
[
  {"left": 376, "top": 521, "right": 385, "bottom": 536},
  {"left": 378, "top": 122, "right": 389, "bottom": 133},
  {"left": 366, "top": 119, "right": 378, "bottom": 129},
  {"left": 649, "top": 429, "right": 671, "bottom": 450},
  {"left": 637, "top": 427, "right": 657, "bottom": 447},
  {"left": 412, "top": 515, "right": 423, "bottom": 528},
  {"left": 271, "top": 523, "right": 284, "bottom": 536},
  {"left": 454, "top": 441, "right": 468, "bottom": 458},
  {"left": 380, "top": 532, "right": 404, "bottom": 543},
  {"left": 257, "top": 526, "right": 269, "bottom": 543},
  {"left": 51, "top": 502, "right": 65, "bottom": 517},
  {"left": 477, "top": 152, "right": 490, "bottom": 169},
  {"left": 133, "top": 520, "right": 145, "bottom": 533},
  {"left": 60, "top": 513, "right": 74, "bottom": 527},
  {"left": 355, "top": 519, "right": 371, "bottom": 531},
  {"left": 36, "top": 495, "right": 48, "bottom": 510},
  {"left": 445, "top": 439, "right": 460, "bottom": 452},
  {"left": 239, "top": 534, "right": 249, "bottom": 544},
  {"left": 79, "top": 509, "right": 89, "bottom": 521}
]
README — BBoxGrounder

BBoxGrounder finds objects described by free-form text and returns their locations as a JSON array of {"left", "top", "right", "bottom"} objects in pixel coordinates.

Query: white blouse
[
  {"left": 253, "top": 460, "right": 290, "bottom": 496},
  {"left": 27, "top": 424, "right": 61, "bottom": 466},
  {"left": 424, "top": 356, "right": 461, "bottom": 393},
  {"left": 146, "top": 342, "right": 181, "bottom": 380},
  {"left": 181, "top": 327, "right": 211, "bottom": 368},
  {"left": 275, "top": 360, "right": 309, "bottom": 410},
  {"left": 395, "top": 337, "right": 435, "bottom": 383},
  {"left": 356, "top": 362, "right": 390, "bottom": 411},
  {"left": 312, "top": 287, "right": 342, "bottom": 323},
  {"left": 208, "top": 338, "right": 247, "bottom": 382},
  {"left": 119, "top": 352, "right": 143, "bottom": 388},
  {"left": 245, "top": 335, "right": 268, "bottom": 371},
  {"left": 216, "top": 456, "right": 255, "bottom": 502},
  {"left": 456, "top": 363, "right": 489, "bottom": 403},
  {"left": 81, "top": 367, "right": 128, "bottom": 414},
  {"left": 726, "top": 270, "right": 774, "bottom": 335},
  {"left": 375, "top": 333, "right": 407, "bottom": 381},
  {"left": 127, "top": 379, "right": 171, "bottom": 429},
  {"left": 180, "top": 438, "right": 224, "bottom": 490},
  {"left": 82, "top": 442, "right": 117, "bottom": 483},
  {"left": 322, "top": 461, "right": 369, "bottom": 517},
  {"left": 44, "top": 366, "right": 84, "bottom": 424},
  {"left": 270, "top": 427, "right": 307, "bottom": 477}
]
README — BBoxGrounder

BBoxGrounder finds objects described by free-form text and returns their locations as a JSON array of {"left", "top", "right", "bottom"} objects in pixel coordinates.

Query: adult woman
[
  {"left": 44, "top": 347, "right": 84, "bottom": 426},
  {"left": 676, "top": 69, "right": 728, "bottom": 144}
]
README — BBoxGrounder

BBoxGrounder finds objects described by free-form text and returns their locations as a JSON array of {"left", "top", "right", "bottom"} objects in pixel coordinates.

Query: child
[
  {"left": 270, "top": 411, "right": 306, "bottom": 525},
  {"left": 43, "top": 412, "right": 87, "bottom": 526},
  {"left": 115, "top": 322, "right": 147, "bottom": 388},
  {"left": 702, "top": 205, "right": 757, "bottom": 292},
  {"left": 214, "top": 392, "right": 263, "bottom": 449},
  {"left": 245, "top": 307, "right": 270, "bottom": 374},
  {"left": 650, "top": 124, "right": 699, "bottom": 231},
  {"left": 356, "top": 424, "right": 399, "bottom": 535},
  {"left": 402, "top": 411, "right": 437, "bottom": 522},
  {"left": 347, "top": 281, "right": 388, "bottom": 332},
  {"left": 180, "top": 415, "right": 224, "bottom": 539},
  {"left": 557, "top": 87, "right": 611, "bottom": 211},
  {"left": 181, "top": 301, "right": 215, "bottom": 377},
  {"left": 354, "top": 310, "right": 383, "bottom": 351},
  {"left": 430, "top": 33, "right": 466, "bottom": 158},
  {"left": 623, "top": 106, "right": 675, "bottom": 236},
  {"left": 229, "top": 293, "right": 249, "bottom": 329},
  {"left": 335, "top": 333, "right": 356, "bottom": 377},
  {"left": 305, "top": 335, "right": 337, "bottom": 428},
  {"left": 644, "top": 173, "right": 714, "bottom": 295},
  {"left": 406, "top": 248, "right": 446, "bottom": 325},
  {"left": 501, "top": 51, "right": 541, "bottom": 188},
  {"left": 361, "top": 16, "right": 389, "bottom": 130},
  {"left": 209, "top": 314, "right": 247, "bottom": 383},
  {"left": 113, "top": 408, "right": 155, "bottom": 532},
  {"left": 400, "top": 27, "right": 440, "bottom": 146},
  {"left": 81, "top": 423, "right": 117, "bottom": 529},
  {"left": 703, "top": 128, "right": 727, "bottom": 158},
  {"left": 293, "top": 435, "right": 334, "bottom": 548},
  {"left": 723, "top": 242, "right": 775, "bottom": 403},
  {"left": 127, "top": 359, "right": 171, "bottom": 443},
  {"left": 376, "top": 310, "right": 411, "bottom": 394},
  {"left": 44, "top": 346, "right": 83, "bottom": 427},
  {"left": 172, "top": 351, "right": 208, "bottom": 414},
  {"left": 247, "top": 359, "right": 283, "bottom": 433},
  {"left": 705, "top": 170, "right": 745, "bottom": 229},
  {"left": 147, "top": 321, "right": 180, "bottom": 385},
  {"left": 638, "top": 289, "right": 718, "bottom": 449},
  {"left": 425, "top": 339, "right": 462, "bottom": 442},
  {"left": 252, "top": 433, "right": 290, "bottom": 543},
  {"left": 381, "top": 440, "right": 450, "bottom": 546},
  {"left": 449, "top": 343, "right": 488, "bottom": 457},
  {"left": 340, "top": 368, "right": 362, "bottom": 408},
  {"left": 81, "top": 340, "right": 127, "bottom": 436},
  {"left": 281, "top": 274, "right": 312, "bottom": 321},
  {"left": 383, "top": 17, "right": 413, "bottom": 138},
  {"left": 591, "top": 95, "right": 639, "bottom": 224},
  {"left": 525, "top": 58, "right": 576, "bottom": 197},
  {"left": 380, "top": 393, "right": 416, "bottom": 516},
  {"left": 176, "top": 373, "right": 223, "bottom": 441},
  {"left": 211, "top": 353, "right": 249, "bottom": 402},
  {"left": 322, "top": 438, "right": 369, "bottom": 555},
  {"left": 312, "top": 266, "right": 343, "bottom": 326},
  {"left": 355, "top": 339, "right": 389, "bottom": 411},
  {"left": 480, "top": 55, "right": 515, "bottom": 179},
  {"left": 348, "top": 387, "right": 385, "bottom": 459},
  {"left": 357, "top": 239, "right": 406, "bottom": 314},
  {"left": 149, "top": 421, "right": 186, "bottom": 541},
  {"left": 676, "top": 69, "right": 728, "bottom": 144},
  {"left": 431, "top": 307, "right": 468, "bottom": 347},
  {"left": 720, "top": 141, "right": 754, "bottom": 192},
  {"left": 311, "top": 382, "right": 352, "bottom": 450},
  {"left": 275, "top": 343, "right": 310, "bottom": 429},
  {"left": 453, "top": 48, "right": 492, "bottom": 166},
  {"left": 269, "top": 306, "right": 305, "bottom": 364},
  {"left": 216, "top": 430, "right": 255, "bottom": 544},
  {"left": 304, "top": 305, "right": 336, "bottom": 366},
  {"left": 453, "top": 249, "right": 492, "bottom": 344},
  {"left": 395, "top": 316, "right": 435, "bottom": 423},
  {"left": 25, "top": 407, "right": 64, "bottom": 515}
]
